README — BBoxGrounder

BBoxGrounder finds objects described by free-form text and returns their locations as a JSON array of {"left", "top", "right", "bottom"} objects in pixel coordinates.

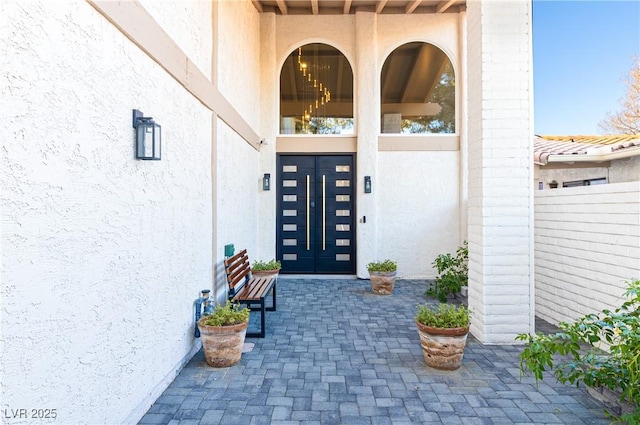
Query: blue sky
[{"left": 533, "top": 0, "right": 640, "bottom": 135}]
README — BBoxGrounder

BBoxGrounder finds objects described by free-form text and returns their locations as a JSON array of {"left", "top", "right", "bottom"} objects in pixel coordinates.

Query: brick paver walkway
[{"left": 139, "top": 278, "right": 608, "bottom": 425}]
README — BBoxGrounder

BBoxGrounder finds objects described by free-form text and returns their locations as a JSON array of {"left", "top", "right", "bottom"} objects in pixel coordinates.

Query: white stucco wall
[
  {"left": 217, "top": 0, "right": 261, "bottom": 130},
  {"left": 141, "top": 0, "right": 212, "bottom": 76},
  {"left": 1, "top": 1, "right": 212, "bottom": 423},
  {"left": 355, "top": 11, "right": 379, "bottom": 278},
  {"left": 258, "top": 12, "right": 278, "bottom": 260},
  {"left": 536, "top": 155, "right": 640, "bottom": 189},
  {"left": 378, "top": 152, "right": 460, "bottom": 278},
  {"left": 269, "top": 11, "right": 463, "bottom": 277},
  {"left": 213, "top": 2, "right": 263, "bottom": 296},
  {"left": 537, "top": 165, "right": 609, "bottom": 189},
  {"left": 534, "top": 181, "right": 640, "bottom": 325},
  {"left": 215, "top": 121, "right": 260, "bottom": 298},
  {"left": 276, "top": 15, "right": 356, "bottom": 68},
  {"left": 373, "top": 11, "right": 460, "bottom": 278},
  {"left": 377, "top": 13, "right": 459, "bottom": 68},
  {"left": 611, "top": 156, "right": 640, "bottom": 182}
]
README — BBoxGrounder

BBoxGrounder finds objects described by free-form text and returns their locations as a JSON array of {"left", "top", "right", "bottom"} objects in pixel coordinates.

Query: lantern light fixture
[
  {"left": 133, "top": 109, "right": 161, "bottom": 160},
  {"left": 263, "top": 173, "right": 271, "bottom": 191}
]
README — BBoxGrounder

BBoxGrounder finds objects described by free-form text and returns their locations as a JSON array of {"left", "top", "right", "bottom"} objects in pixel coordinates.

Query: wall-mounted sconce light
[
  {"left": 364, "top": 176, "right": 372, "bottom": 193},
  {"left": 263, "top": 173, "right": 271, "bottom": 191},
  {"left": 549, "top": 180, "right": 558, "bottom": 189},
  {"left": 133, "top": 109, "right": 161, "bottom": 160}
]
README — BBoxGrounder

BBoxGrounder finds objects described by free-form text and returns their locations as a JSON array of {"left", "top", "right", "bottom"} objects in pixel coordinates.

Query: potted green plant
[
  {"left": 415, "top": 303, "right": 471, "bottom": 370},
  {"left": 367, "top": 259, "right": 397, "bottom": 295},
  {"left": 427, "top": 241, "right": 468, "bottom": 302},
  {"left": 197, "top": 301, "right": 250, "bottom": 367},
  {"left": 517, "top": 279, "right": 640, "bottom": 423},
  {"left": 251, "top": 258, "right": 282, "bottom": 278}
]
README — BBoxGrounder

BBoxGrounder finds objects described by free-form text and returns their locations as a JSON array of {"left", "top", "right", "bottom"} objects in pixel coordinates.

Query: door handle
[
  {"left": 306, "top": 174, "right": 310, "bottom": 251},
  {"left": 322, "top": 174, "right": 326, "bottom": 251}
]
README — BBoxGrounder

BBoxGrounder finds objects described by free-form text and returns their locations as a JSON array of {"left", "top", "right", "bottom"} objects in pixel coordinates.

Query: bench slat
[
  {"left": 224, "top": 249, "right": 251, "bottom": 290},
  {"left": 223, "top": 248, "right": 277, "bottom": 338},
  {"left": 227, "top": 265, "right": 250, "bottom": 289},
  {"left": 233, "top": 277, "right": 273, "bottom": 301}
]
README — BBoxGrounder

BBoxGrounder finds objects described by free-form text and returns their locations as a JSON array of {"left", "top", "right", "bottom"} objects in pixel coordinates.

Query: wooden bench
[{"left": 223, "top": 249, "right": 276, "bottom": 338}]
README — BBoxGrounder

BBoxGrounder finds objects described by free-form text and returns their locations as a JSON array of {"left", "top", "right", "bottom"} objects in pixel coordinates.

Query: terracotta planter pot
[
  {"left": 197, "top": 318, "right": 248, "bottom": 367},
  {"left": 369, "top": 271, "right": 396, "bottom": 295},
  {"left": 415, "top": 320, "right": 469, "bottom": 370},
  {"left": 251, "top": 269, "right": 280, "bottom": 279}
]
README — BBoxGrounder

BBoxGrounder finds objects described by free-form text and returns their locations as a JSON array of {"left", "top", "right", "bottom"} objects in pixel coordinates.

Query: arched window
[
  {"left": 381, "top": 42, "right": 455, "bottom": 134},
  {"left": 280, "top": 43, "right": 354, "bottom": 135}
]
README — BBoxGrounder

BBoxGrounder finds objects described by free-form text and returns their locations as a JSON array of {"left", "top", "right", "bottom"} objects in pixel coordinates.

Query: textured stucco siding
[
  {"left": 257, "top": 13, "right": 278, "bottom": 260},
  {"left": 213, "top": 2, "right": 262, "bottom": 295},
  {"left": 537, "top": 165, "right": 609, "bottom": 189},
  {"left": 611, "top": 156, "right": 640, "bottom": 182},
  {"left": 276, "top": 14, "right": 356, "bottom": 67},
  {"left": 141, "top": 0, "right": 212, "bottom": 76},
  {"left": 378, "top": 152, "right": 460, "bottom": 278},
  {"left": 1, "top": 1, "right": 212, "bottom": 423},
  {"left": 534, "top": 182, "right": 640, "bottom": 325},
  {"left": 377, "top": 13, "right": 459, "bottom": 68},
  {"left": 536, "top": 155, "right": 640, "bottom": 189},
  {"left": 375, "top": 14, "right": 460, "bottom": 279},
  {"left": 214, "top": 121, "right": 260, "bottom": 298},
  {"left": 217, "top": 1, "right": 261, "bottom": 130}
]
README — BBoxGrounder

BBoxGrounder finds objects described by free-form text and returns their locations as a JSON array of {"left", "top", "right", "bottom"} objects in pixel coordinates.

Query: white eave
[{"left": 545, "top": 145, "right": 640, "bottom": 164}]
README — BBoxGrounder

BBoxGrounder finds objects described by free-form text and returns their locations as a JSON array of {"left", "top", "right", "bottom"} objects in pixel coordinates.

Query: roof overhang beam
[
  {"left": 276, "top": 0, "right": 288, "bottom": 14},
  {"left": 436, "top": 0, "right": 457, "bottom": 13}
]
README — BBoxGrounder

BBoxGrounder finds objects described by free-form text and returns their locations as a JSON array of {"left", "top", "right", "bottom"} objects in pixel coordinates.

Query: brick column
[{"left": 466, "top": 0, "right": 535, "bottom": 343}]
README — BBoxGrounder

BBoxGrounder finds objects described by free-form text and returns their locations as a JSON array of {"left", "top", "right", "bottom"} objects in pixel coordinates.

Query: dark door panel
[
  {"left": 279, "top": 156, "right": 315, "bottom": 273},
  {"left": 277, "top": 155, "right": 355, "bottom": 274}
]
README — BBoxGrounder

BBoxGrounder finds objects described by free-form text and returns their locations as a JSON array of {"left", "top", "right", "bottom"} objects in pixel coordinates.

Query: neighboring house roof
[{"left": 534, "top": 134, "right": 640, "bottom": 165}]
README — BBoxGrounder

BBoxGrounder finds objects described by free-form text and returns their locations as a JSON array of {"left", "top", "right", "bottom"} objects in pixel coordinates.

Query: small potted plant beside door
[
  {"left": 415, "top": 303, "right": 471, "bottom": 370},
  {"left": 251, "top": 259, "right": 282, "bottom": 279},
  {"left": 198, "top": 301, "right": 250, "bottom": 367},
  {"left": 367, "top": 259, "right": 397, "bottom": 295}
]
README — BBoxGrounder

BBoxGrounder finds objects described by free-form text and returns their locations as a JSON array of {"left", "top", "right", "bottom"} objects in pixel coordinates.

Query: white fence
[{"left": 534, "top": 181, "right": 640, "bottom": 326}]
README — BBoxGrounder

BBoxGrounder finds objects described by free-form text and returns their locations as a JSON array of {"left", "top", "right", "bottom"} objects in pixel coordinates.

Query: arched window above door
[
  {"left": 381, "top": 42, "right": 455, "bottom": 134},
  {"left": 280, "top": 44, "right": 354, "bottom": 135}
]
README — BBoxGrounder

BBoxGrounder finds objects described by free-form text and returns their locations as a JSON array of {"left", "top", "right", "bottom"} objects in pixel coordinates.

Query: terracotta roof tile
[
  {"left": 533, "top": 135, "right": 640, "bottom": 165},
  {"left": 537, "top": 134, "right": 640, "bottom": 146}
]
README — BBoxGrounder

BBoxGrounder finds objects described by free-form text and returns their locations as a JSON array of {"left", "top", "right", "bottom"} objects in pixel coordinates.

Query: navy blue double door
[{"left": 276, "top": 155, "right": 356, "bottom": 274}]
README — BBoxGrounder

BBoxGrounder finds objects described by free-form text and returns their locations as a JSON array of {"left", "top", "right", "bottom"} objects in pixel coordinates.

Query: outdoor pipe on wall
[{"left": 194, "top": 289, "right": 213, "bottom": 337}]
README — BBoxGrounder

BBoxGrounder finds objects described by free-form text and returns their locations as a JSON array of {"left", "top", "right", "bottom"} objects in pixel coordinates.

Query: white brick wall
[
  {"left": 534, "top": 181, "right": 640, "bottom": 325},
  {"left": 466, "top": 0, "right": 534, "bottom": 344}
]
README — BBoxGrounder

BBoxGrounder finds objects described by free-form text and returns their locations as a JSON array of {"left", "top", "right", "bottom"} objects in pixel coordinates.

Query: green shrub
[
  {"left": 416, "top": 303, "right": 470, "bottom": 329},
  {"left": 199, "top": 301, "right": 249, "bottom": 327},
  {"left": 367, "top": 259, "right": 397, "bottom": 273},
  {"left": 516, "top": 279, "right": 640, "bottom": 423},
  {"left": 427, "top": 241, "right": 468, "bottom": 303},
  {"left": 252, "top": 259, "right": 282, "bottom": 271}
]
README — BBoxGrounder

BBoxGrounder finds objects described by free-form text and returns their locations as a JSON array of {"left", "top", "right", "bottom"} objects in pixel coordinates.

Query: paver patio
[{"left": 139, "top": 278, "right": 609, "bottom": 425}]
